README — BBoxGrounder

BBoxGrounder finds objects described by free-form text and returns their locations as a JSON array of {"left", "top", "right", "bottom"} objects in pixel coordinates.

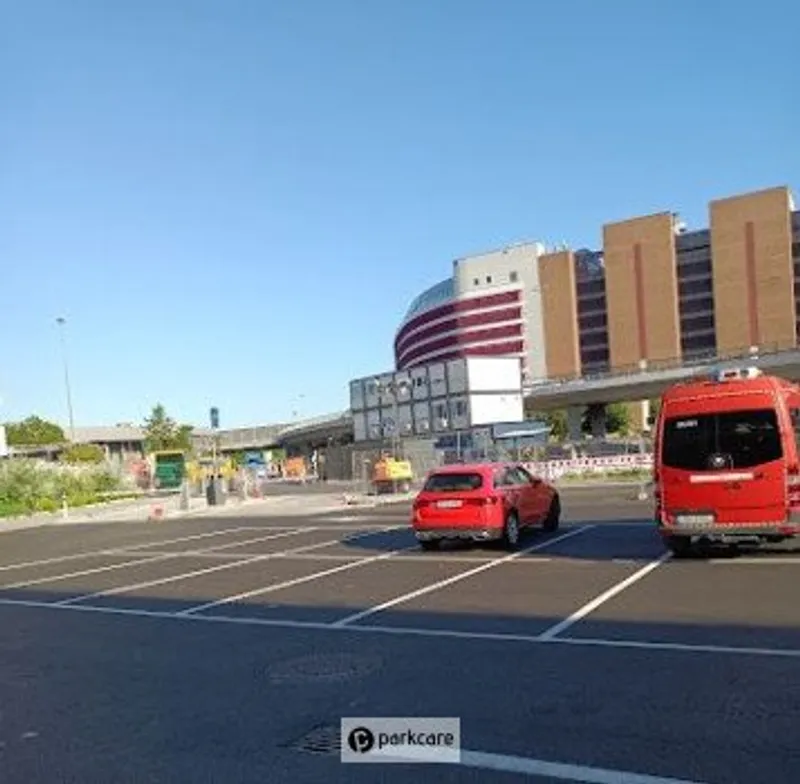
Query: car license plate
[
  {"left": 675, "top": 514, "right": 715, "bottom": 526},
  {"left": 437, "top": 500, "right": 463, "bottom": 509}
]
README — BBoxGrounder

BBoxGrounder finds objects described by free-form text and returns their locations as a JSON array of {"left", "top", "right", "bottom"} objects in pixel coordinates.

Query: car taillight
[{"left": 484, "top": 495, "right": 500, "bottom": 505}]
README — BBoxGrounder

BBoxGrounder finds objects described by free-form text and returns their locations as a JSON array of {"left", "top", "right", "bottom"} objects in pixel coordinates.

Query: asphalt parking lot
[{"left": 1, "top": 485, "right": 799, "bottom": 784}]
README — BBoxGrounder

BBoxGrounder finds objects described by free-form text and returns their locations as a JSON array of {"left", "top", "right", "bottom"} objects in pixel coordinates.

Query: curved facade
[
  {"left": 394, "top": 242, "right": 548, "bottom": 380},
  {"left": 394, "top": 185, "right": 800, "bottom": 385}
]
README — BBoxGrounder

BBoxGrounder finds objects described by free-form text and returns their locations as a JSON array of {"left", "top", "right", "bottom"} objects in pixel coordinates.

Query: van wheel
[
  {"left": 543, "top": 493, "right": 561, "bottom": 532},
  {"left": 666, "top": 536, "right": 693, "bottom": 558},
  {"left": 502, "top": 511, "right": 520, "bottom": 551}
]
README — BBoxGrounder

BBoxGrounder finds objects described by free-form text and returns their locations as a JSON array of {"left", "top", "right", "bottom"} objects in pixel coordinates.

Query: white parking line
[
  {"left": 0, "top": 526, "right": 263, "bottom": 572},
  {"left": 1, "top": 596, "right": 799, "bottom": 659},
  {"left": 104, "top": 550, "right": 556, "bottom": 565},
  {"left": 331, "top": 525, "right": 595, "bottom": 627},
  {"left": 53, "top": 526, "right": 402, "bottom": 606},
  {"left": 177, "top": 547, "right": 412, "bottom": 615},
  {"left": 457, "top": 748, "right": 706, "bottom": 783},
  {"left": 156, "top": 528, "right": 309, "bottom": 554},
  {"left": 0, "top": 553, "right": 185, "bottom": 590},
  {"left": 711, "top": 558, "right": 800, "bottom": 565},
  {"left": 0, "top": 529, "right": 309, "bottom": 591},
  {"left": 537, "top": 553, "right": 671, "bottom": 641}
]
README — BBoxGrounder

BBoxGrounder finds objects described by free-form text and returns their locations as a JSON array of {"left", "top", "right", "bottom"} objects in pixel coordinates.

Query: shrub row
[{"left": 0, "top": 459, "right": 126, "bottom": 517}]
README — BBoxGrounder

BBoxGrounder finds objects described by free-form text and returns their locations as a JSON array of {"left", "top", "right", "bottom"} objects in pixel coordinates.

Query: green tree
[
  {"left": 541, "top": 409, "right": 567, "bottom": 441},
  {"left": 143, "top": 404, "right": 193, "bottom": 453},
  {"left": 5, "top": 416, "right": 65, "bottom": 446},
  {"left": 229, "top": 450, "right": 247, "bottom": 468},
  {"left": 62, "top": 443, "right": 105, "bottom": 464},
  {"left": 605, "top": 402, "right": 631, "bottom": 435},
  {"left": 581, "top": 403, "right": 630, "bottom": 435}
]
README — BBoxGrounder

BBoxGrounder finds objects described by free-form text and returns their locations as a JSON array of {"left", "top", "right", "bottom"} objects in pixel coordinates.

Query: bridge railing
[
  {"left": 525, "top": 341, "right": 798, "bottom": 393},
  {"left": 277, "top": 411, "right": 351, "bottom": 437}
]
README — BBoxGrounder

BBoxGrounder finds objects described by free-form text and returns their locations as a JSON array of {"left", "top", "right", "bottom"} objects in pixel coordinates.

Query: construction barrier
[{"left": 524, "top": 453, "right": 653, "bottom": 481}]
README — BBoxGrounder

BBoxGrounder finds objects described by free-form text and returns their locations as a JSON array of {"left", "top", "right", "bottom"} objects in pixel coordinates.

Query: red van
[{"left": 653, "top": 367, "right": 800, "bottom": 557}]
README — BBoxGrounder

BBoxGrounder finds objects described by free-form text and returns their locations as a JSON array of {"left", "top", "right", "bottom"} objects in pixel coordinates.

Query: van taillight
[{"left": 787, "top": 467, "right": 800, "bottom": 508}]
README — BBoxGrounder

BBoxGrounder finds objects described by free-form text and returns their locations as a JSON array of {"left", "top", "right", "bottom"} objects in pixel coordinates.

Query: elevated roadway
[{"left": 524, "top": 347, "right": 800, "bottom": 410}]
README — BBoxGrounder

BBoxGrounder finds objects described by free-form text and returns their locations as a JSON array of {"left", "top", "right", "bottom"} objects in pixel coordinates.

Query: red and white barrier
[{"left": 524, "top": 453, "right": 653, "bottom": 481}]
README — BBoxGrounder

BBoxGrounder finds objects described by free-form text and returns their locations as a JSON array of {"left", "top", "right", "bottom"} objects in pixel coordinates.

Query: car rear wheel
[
  {"left": 420, "top": 539, "right": 439, "bottom": 551},
  {"left": 543, "top": 493, "right": 561, "bottom": 532},
  {"left": 502, "top": 511, "right": 520, "bottom": 551},
  {"left": 665, "top": 535, "right": 693, "bottom": 558}
]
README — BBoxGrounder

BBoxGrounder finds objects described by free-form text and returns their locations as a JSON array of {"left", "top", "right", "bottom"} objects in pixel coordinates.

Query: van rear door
[{"left": 660, "top": 398, "right": 786, "bottom": 525}]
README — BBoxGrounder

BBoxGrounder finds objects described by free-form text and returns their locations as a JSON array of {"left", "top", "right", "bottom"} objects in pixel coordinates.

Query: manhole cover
[
  {"left": 285, "top": 723, "right": 341, "bottom": 755},
  {"left": 267, "top": 653, "right": 382, "bottom": 684}
]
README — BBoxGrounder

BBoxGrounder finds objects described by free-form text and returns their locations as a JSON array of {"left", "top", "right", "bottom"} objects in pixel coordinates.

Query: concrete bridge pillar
[
  {"left": 567, "top": 407, "right": 583, "bottom": 443},
  {"left": 587, "top": 404, "right": 607, "bottom": 439}
]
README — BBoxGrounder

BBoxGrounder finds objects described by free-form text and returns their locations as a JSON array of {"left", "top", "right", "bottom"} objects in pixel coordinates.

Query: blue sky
[{"left": 2, "top": 0, "right": 797, "bottom": 429}]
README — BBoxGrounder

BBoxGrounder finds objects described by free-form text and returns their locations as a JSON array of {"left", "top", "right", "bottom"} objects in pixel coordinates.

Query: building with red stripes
[
  {"left": 394, "top": 242, "right": 548, "bottom": 382},
  {"left": 395, "top": 185, "right": 800, "bottom": 389}
]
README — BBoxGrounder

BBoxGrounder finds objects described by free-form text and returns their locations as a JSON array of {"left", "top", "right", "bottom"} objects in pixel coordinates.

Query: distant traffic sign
[{"left": 210, "top": 407, "right": 220, "bottom": 429}]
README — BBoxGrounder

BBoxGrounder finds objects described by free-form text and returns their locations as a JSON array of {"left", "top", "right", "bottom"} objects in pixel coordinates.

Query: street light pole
[{"left": 55, "top": 317, "right": 76, "bottom": 442}]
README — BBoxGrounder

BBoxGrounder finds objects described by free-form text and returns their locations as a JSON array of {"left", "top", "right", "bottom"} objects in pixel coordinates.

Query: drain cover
[
  {"left": 267, "top": 653, "right": 382, "bottom": 684},
  {"left": 286, "top": 723, "right": 341, "bottom": 755}
]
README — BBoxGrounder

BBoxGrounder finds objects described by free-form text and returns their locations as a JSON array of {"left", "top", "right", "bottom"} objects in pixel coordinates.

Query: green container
[{"left": 153, "top": 453, "right": 186, "bottom": 489}]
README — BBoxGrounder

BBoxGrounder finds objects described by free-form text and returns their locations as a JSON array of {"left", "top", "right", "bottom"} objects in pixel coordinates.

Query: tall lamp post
[{"left": 55, "top": 317, "right": 76, "bottom": 442}]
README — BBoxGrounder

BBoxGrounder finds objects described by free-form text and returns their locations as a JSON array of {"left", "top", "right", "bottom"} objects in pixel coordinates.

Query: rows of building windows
[
  {"left": 675, "top": 229, "right": 716, "bottom": 360},
  {"left": 575, "top": 250, "right": 610, "bottom": 373}
]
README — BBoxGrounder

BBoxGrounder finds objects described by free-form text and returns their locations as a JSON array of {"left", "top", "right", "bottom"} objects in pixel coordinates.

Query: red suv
[{"left": 411, "top": 462, "right": 561, "bottom": 551}]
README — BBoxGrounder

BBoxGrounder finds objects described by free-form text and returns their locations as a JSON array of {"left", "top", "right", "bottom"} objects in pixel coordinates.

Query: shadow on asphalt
[
  {"left": 1, "top": 589, "right": 799, "bottom": 784},
  {"left": 337, "top": 524, "right": 800, "bottom": 562},
  {"left": 3, "top": 587, "right": 800, "bottom": 650}
]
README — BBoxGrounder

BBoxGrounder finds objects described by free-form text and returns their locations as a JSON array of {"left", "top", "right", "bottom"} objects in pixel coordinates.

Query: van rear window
[
  {"left": 662, "top": 409, "right": 782, "bottom": 471},
  {"left": 423, "top": 473, "right": 483, "bottom": 492}
]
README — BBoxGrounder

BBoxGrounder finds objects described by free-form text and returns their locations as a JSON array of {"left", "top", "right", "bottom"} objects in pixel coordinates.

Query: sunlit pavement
[{"left": 0, "top": 486, "right": 798, "bottom": 783}]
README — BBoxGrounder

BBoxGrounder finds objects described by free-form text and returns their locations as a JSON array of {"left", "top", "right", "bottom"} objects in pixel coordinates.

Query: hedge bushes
[{"left": 0, "top": 459, "right": 126, "bottom": 518}]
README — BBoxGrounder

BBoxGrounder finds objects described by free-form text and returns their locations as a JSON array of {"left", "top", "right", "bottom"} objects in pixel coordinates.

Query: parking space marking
[
  {"left": 711, "top": 558, "right": 800, "bottom": 565},
  {"left": 1, "top": 596, "right": 799, "bottom": 659},
  {"left": 0, "top": 529, "right": 311, "bottom": 591},
  {"left": 457, "top": 748, "right": 706, "bottom": 783},
  {"left": 552, "top": 634, "right": 800, "bottom": 658},
  {"left": 53, "top": 526, "right": 403, "bottom": 606},
  {"left": 0, "top": 553, "right": 188, "bottom": 590},
  {"left": 330, "top": 525, "right": 595, "bottom": 627},
  {"left": 177, "top": 547, "right": 413, "bottom": 615},
  {"left": 112, "top": 549, "right": 555, "bottom": 565},
  {"left": 0, "top": 525, "right": 266, "bottom": 572},
  {"left": 113, "top": 528, "right": 307, "bottom": 555},
  {"left": 537, "top": 553, "right": 671, "bottom": 641},
  {"left": 132, "top": 528, "right": 310, "bottom": 554}
]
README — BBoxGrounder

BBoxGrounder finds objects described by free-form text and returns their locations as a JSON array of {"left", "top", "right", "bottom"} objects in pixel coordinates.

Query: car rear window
[
  {"left": 662, "top": 408, "right": 783, "bottom": 471},
  {"left": 423, "top": 472, "right": 483, "bottom": 492}
]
